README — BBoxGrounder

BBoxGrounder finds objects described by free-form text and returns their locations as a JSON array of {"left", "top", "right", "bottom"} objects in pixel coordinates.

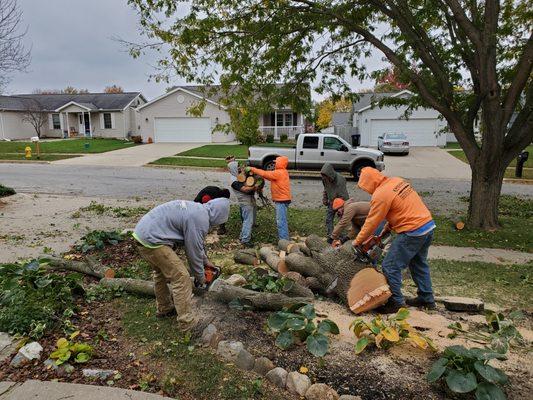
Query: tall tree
[
  {"left": 316, "top": 97, "right": 352, "bottom": 130},
  {"left": 104, "top": 84, "right": 124, "bottom": 93},
  {"left": 21, "top": 98, "right": 46, "bottom": 138},
  {"left": 129, "top": 0, "right": 533, "bottom": 229},
  {"left": 0, "top": 0, "right": 30, "bottom": 91}
]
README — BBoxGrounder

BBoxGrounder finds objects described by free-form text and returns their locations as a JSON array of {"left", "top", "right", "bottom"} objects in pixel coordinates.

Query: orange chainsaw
[
  {"left": 354, "top": 223, "right": 392, "bottom": 263},
  {"left": 204, "top": 265, "right": 221, "bottom": 286}
]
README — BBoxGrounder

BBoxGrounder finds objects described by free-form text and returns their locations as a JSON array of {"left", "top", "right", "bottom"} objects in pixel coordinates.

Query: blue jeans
[
  {"left": 239, "top": 204, "right": 255, "bottom": 244},
  {"left": 275, "top": 202, "right": 290, "bottom": 240},
  {"left": 381, "top": 231, "right": 434, "bottom": 304}
]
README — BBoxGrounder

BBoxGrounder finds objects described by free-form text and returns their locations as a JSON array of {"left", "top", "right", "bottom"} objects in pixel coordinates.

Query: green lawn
[
  {"left": 0, "top": 153, "right": 80, "bottom": 161},
  {"left": 150, "top": 157, "right": 228, "bottom": 168},
  {"left": 177, "top": 142, "right": 295, "bottom": 159},
  {"left": 0, "top": 138, "right": 137, "bottom": 154},
  {"left": 448, "top": 144, "right": 532, "bottom": 169},
  {"left": 222, "top": 195, "right": 532, "bottom": 252},
  {"left": 424, "top": 260, "right": 532, "bottom": 309}
]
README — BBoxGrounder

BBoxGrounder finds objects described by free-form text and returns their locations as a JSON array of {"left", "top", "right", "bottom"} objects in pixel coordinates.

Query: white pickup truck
[{"left": 248, "top": 133, "right": 385, "bottom": 179}]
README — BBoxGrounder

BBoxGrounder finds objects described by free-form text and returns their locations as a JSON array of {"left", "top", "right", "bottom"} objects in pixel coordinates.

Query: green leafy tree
[{"left": 128, "top": 0, "right": 532, "bottom": 229}]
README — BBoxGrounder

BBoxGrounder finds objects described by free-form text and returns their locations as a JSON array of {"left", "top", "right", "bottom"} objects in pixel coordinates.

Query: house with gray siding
[{"left": 0, "top": 92, "right": 146, "bottom": 140}]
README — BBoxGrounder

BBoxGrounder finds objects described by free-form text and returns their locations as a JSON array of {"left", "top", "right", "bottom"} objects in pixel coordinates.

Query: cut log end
[
  {"left": 454, "top": 220, "right": 465, "bottom": 230},
  {"left": 346, "top": 268, "right": 391, "bottom": 314}
]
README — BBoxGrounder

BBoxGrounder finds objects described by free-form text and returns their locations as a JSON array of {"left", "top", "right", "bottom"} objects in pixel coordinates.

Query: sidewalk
[
  {"left": 429, "top": 245, "right": 532, "bottom": 265},
  {"left": 0, "top": 380, "right": 173, "bottom": 400}
]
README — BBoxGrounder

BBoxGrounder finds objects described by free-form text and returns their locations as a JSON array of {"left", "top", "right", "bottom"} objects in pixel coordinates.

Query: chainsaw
[
  {"left": 204, "top": 265, "right": 221, "bottom": 286},
  {"left": 353, "top": 223, "right": 392, "bottom": 264}
]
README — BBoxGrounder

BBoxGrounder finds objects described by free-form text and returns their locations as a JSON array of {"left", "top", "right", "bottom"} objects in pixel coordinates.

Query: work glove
[
  {"left": 244, "top": 166, "right": 252, "bottom": 173},
  {"left": 331, "top": 240, "right": 342, "bottom": 249}
]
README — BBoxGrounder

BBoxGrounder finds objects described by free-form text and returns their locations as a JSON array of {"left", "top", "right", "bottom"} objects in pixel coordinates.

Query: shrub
[
  {"left": 0, "top": 184, "right": 16, "bottom": 198},
  {"left": 427, "top": 345, "right": 509, "bottom": 399},
  {"left": 0, "top": 260, "right": 83, "bottom": 338},
  {"left": 280, "top": 134, "right": 288, "bottom": 142},
  {"left": 266, "top": 134, "right": 274, "bottom": 143},
  {"left": 267, "top": 303, "right": 339, "bottom": 357},
  {"left": 351, "top": 308, "right": 437, "bottom": 353},
  {"left": 74, "top": 230, "right": 124, "bottom": 253}
]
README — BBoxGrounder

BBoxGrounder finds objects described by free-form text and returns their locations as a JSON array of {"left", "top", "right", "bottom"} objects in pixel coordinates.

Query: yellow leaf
[
  {"left": 381, "top": 327, "right": 400, "bottom": 342},
  {"left": 70, "top": 331, "right": 80, "bottom": 340},
  {"left": 375, "top": 333, "right": 384, "bottom": 348},
  {"left": 299, "top": 366, "right": 309, "bottom": 374},
  {"left": 56, "top": 338, "right": 68, "bottom": 349},
  {"left": 407, "top": 333, "right": 428, "bottom": 349}
]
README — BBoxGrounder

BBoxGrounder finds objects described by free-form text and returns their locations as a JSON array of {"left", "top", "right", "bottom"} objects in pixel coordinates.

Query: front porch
[
  {"left": 55, "top": 101, "right": 98, "bottom": 138},
  {"left": 259, "top": 110, "right": 305, "bottom": 140}
]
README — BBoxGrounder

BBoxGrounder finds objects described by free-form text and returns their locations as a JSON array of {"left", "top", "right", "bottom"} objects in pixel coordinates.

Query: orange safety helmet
[{"left": 332, "top": 198, "right": 345, "bottom": 211}]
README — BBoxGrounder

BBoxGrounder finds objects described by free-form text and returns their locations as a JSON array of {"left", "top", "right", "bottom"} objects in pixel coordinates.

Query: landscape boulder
[
  {"left": 235, "top": 348, "right": 255, "bottom": 370},
  {"left": 305, "top": 383, "right": 339, "bottom": 400},
  {"left": 286, "top": 371, "right": 311, "bottom": 396},
  {"left": 217, "top": 340, "right": 244, "bottom": 362},
  {"left": 0, "top": 332, "right": 17, "bottom": 363},
  {"left": 339, "top": 395, "right": 362, "bottom": 400},
  {"left": 82, "top": 369, "right": 115, "bottom": 380},
  {"left": 225, "top": 274, "right": 247, "bottom": 287},
  {"left": 253, "top": 357, "right": 275, "bottom": 376},
  {"left": 10, "top": 341, "right": 43, "bottom": 367},
  {"left": 265, "top": 367, "right": 288, "bottom": 388},
  {"left": 201, "top": 324, "right": 220, "bottom": 348}
]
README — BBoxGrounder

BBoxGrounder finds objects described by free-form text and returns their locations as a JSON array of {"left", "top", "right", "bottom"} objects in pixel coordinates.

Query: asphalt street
[{"left": 1, "top": 164, "right": 531, "bottom": 215}]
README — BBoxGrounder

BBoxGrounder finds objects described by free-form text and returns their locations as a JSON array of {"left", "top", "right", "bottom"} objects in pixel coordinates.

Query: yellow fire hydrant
[{"left": 25, "top": 146, "right": 32, "bottom": 159}]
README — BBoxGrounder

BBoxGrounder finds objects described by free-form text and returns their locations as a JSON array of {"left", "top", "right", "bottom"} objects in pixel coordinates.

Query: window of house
[
  {"left": 302, "top": 136, "right": 319, "bottom": 149},
  {"left": 52, "top": 114, "right": 61, "bottom": 130},
  {"left": 323, "top": 137, "right": 344, "bottom": 151},
  {"left": 276, "top": 112, "right": 295, "bottom": 127},
  {"left": 103, "top": 113, "right": 112, "bottom": 129}
]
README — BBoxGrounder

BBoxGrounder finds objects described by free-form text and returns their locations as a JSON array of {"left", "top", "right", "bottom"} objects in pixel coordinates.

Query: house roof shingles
[{"left": 0, "top": 92, "right": 142, "bottom": 112}]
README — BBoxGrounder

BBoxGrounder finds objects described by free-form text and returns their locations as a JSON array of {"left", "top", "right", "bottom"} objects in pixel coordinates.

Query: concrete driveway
[
  {"left": 382, "top": 147, "right": 471, "bottom": 180},
  {"left": 52, "top": 143, "right": 204, "bottom": 167}
]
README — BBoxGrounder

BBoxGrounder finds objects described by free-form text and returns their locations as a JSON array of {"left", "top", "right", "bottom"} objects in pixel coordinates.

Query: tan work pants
[{"left": 137, "top": 245, "right": 197, "bottom": 330}]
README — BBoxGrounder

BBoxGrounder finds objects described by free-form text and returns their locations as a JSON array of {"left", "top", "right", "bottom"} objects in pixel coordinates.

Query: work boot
[
  {"left": 156, "top": 308, "right": 177, "bottom": 319},
  {"left": 406, "top": 297, "right": 437, "bottom": 310},
  {"left": 217, "top": 224, "right": 227, "bottom": 235},
  {"left": 376, "top": 299, "right": 406, "bottom": 314}
]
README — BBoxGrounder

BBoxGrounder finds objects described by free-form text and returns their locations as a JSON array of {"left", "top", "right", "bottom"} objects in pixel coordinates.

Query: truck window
[
  {"left": 323, "top": 137, "right": 344, "bottom": 151},
  {"left": 302, "top": 136, "right": 319, "bottom": 149}
]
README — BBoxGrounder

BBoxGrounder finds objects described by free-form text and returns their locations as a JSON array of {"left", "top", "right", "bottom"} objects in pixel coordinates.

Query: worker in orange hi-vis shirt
[{"left": 353, "top": 167, "right": 436, "bottom": 314}]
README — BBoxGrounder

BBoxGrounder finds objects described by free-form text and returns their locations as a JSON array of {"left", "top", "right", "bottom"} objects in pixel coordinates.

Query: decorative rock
[
  {"left": 235, "top": 348, "right": 255, "bottom": 370},
  {"left": 305, "top": 383, "right": 339, "bottom": 400},
  {"left": 217, "top": 340, "right": 244, "bottom": 362},
  {"left": 43, "top": 359, "right": 59, "bottom": 370},
  {"left": 82, "top": 369, "right": 115, "bottom": 380},
  {"left": 441, "top": 296, "right": 484, "bottom": 312},
  {"left": 339, "top": 395, "right": 362, "bottom": 400},
  {"left": 0, "top": 332, "right": 17, "bottom": 363},
  {"left": 253, "top": 357, "right": 275, "bottom": 376},
  {"left": 225, "top": 274, "right": 247, "bottom": 286},
  {"left": 286, "top": 371, "right": 311, "bottom": 396},
  {"left": 201, "top": 324, "right": 220, "bottom": 348},
  {"left": 265, "top": 367, "right": 288, "bottom": 388},
  {"left": 10, "top": 341, "right": 43, "bottom": 367}
]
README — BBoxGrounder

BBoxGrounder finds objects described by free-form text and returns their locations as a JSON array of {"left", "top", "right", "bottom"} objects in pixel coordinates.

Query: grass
[
  {"left": 177, "top": 142, "right": 295, "bottom": 159},
  {"left": 222, "top": 195, "right": 532, "bottom": 252},
  {"left": 121, "top": 296, "right": 285, "bottom": 400},
  {"left": 0, "top": 153, "right": 80, "bottom": 161},
  {"left": 150, "top": 156, "right": 228, "bottom": 168},
  {"left": 0, "top": 138, "right": 137, "bottom": 154},
  {"left": 447, "top": 144, "right": 532, "bottom": 169},
  {"left": 423, "top": 260, "right": 533, "bottom": 309}
]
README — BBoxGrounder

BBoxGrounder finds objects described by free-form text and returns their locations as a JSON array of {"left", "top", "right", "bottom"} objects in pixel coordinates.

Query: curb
[
  {"left": 0, "top": 160, "right": 50, "bottom": 164},
  {"left": 503, "top": 178, "right": 533, "bottom": 185}
]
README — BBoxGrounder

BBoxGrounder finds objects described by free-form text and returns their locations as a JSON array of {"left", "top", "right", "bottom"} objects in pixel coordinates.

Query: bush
[
  {"left": 0, "top": 184, "right": 16, "bottom": 198},
  {"left": 0, "top": 260, "right": 84, "bottom": 338},
  {"left": 74, "top": 230, "right": 124, "bottom": 253},
  {"left": 266, "top": 134, "right": 274, "bottom": 143},
  {"left": 280, "top": 134, "right": 288, "bottom": 142}
]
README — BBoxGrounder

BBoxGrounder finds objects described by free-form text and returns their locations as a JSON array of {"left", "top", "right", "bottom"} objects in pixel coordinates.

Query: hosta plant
[
  {"left": 267, "top": 303, "right": 339, "bottom": 357},
  {"left": 427, "top": 345, "right": 508, "bottom": 400},
  {"left": 49, "top": 331, "right": 94, "bottom": 365},
  {"left": 244, "top": 269, "right": 292, "bottom": 293},
  {"left": 74, "top": 230, "right": 124, "bottom": 253},
  {"left": 448, "top": 310, "right": 529, "bottom": 353},
  {"left": 351, "top": 308, "right": 437, "bottom": 354}
]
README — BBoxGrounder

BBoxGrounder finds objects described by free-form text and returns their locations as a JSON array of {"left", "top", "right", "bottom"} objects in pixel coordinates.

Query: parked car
[
  {"left": 248, "top": 133, "right": 385, "bottom": 180},
  {"left": 377, "top": 133, "right": 410, "bottom": 155}
]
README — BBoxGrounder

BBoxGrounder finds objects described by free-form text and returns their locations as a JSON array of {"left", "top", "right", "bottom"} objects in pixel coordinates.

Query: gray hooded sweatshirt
[
  {"left": 134, "top": 198, "right": 230, "bottom": 281},
  {"left": 321, "top": 163, "right": 349, "bottom": 204},
  {"left": 228, "top": 161, "right": 255, "bottom": 206}
]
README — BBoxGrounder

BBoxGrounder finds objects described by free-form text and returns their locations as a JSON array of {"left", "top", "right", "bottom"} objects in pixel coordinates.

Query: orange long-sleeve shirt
[
  {"left": 250, "top": 156, "right": 291, "bottom": 202},
  {"left": 354, "top": 167, "right": 433, "bottom": 245}
]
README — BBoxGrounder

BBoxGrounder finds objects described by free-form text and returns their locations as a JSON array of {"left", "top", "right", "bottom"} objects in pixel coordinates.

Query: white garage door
[
  {"left": 370, "top": 119, "right": 438, "bottom": 146},
  {"left": 154, "top": 117, "right": 211, "bottom": 143}
]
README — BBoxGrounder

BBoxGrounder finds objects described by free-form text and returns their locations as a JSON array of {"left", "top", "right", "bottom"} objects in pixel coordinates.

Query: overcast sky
[{"left": 7, "top": 0, "right": 380, "bottom": 101}]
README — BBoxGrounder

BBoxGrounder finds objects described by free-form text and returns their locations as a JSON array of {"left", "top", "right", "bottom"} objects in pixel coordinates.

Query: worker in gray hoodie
[
  {"left": 227, "top": 160, "right": 257, "bottom": 247},
  {"left": 133, "top": 197, "right": 230, "bottom": 333},
  {"left": 320, "top": 163, "right": 349, "bottom": 238}
]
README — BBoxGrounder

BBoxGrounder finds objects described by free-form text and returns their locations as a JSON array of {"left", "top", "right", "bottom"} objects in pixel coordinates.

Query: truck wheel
[
  {"left": 352, "top": 161, "right": 374, "bottom": 181},
  {"left": 264, "top": 159, "right": 276, "bottom": 171}
]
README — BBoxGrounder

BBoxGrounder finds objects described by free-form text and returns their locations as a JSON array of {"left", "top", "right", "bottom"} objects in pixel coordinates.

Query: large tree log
[
  {"left": 208, "top": 279, "right": 312, "bottom": 311},
  {"left": 100, "top": 277, "right": 155, "bottom": 296},
  {"left": 41, "top": 255, "right": 109, "bottom": 279},
  {"left": 259, "top": 246, "right": 282, "bottom": 272}
]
